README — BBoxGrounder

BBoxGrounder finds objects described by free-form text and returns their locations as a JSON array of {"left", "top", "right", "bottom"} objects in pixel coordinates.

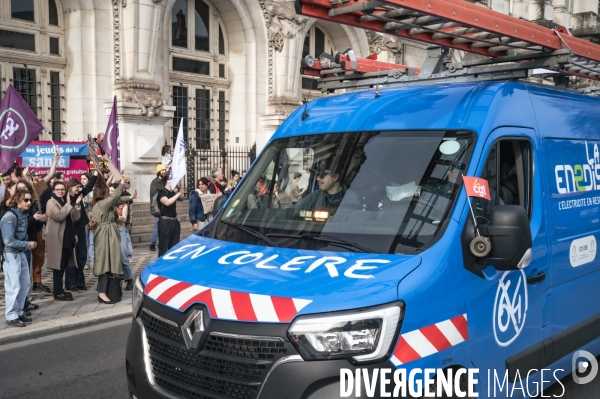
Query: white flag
[{"left": 169, "top": 119, "right": 187, "bottom": 187}]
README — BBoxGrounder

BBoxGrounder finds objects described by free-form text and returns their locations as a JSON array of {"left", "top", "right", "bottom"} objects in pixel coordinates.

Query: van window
[
  {"left": 478, "top": 140, "right": 533, "bottom": 219},
  {"left": 216, "top": 130, "right": 475, "bottom": 254}
]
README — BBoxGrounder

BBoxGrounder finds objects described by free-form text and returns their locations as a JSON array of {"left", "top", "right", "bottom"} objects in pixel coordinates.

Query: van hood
[{"left": 141, "top": 235, "right": 421, "bottom": 322}]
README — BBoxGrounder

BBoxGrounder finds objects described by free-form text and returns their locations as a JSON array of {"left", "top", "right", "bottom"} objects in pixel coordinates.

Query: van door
[
  {"left": 544, "top": 139, "right": 600, "bottom": 363},
  {"left": 465, "top": 129, "right": 551, "bottom": 396}
]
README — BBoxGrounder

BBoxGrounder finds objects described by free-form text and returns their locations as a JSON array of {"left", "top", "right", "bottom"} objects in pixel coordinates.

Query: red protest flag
[{"left": 462, "top": 176, "right": 491, "bottom": 201}]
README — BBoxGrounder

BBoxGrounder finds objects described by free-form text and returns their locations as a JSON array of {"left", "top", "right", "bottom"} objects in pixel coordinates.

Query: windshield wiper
[
  {"left": 267, "top": 233, "right": 374, "bottom": 253},
  {"left": 220, "top": 220, "right": 276, "bottom": 247}
]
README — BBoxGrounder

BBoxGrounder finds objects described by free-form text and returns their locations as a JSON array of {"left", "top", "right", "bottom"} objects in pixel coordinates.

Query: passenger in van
[
  {"left": 290, "top": 172, "right": 305, "bottom": 204},
  {"left": 260, "top": 181, "right": 281, "bottom": 209},
  {"left": 295, "top": 162, "right": 358, "bottom": 214}
]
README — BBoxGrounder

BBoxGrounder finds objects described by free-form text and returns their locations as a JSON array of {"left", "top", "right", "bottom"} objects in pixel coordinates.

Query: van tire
[{"left": 431, "top": 367, "right": 477, "bottom": 399}]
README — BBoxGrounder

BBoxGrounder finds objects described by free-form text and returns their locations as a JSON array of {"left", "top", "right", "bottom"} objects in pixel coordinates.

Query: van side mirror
[
  {"left": 213, "top": 195, "right": 228, "bottom": 212},
  {"left": 461, "top": 205, "right": 532, "bottom": 277}
]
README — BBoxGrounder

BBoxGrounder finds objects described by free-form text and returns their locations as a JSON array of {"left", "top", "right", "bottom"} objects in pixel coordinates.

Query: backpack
[
  {"left": 150, "top": 192, "right": 162, "bottom": 217},
  {"left": 0, "top": 209, "right": 19, "bottom": 273}
]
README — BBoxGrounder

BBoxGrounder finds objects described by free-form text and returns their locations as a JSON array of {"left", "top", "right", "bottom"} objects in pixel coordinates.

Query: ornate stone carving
[
  {"left": 260, "top": 1, "right": 308, "bottom": 98},
  {"left": 132, "top": 91, "right": 165, "bottom": 120},
  {"left": 366, "top": 31, "right": 403, "bottom": 64},
  {"left": 112, "top": 0, "right": 122, "bottom": 82}
]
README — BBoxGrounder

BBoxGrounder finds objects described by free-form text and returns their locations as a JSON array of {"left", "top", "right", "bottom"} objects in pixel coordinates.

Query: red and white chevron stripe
[
  {"left": 390, "top": 314, "right": 469, "bottom": 366},
  {"left": 144, "top": 274, "right": 312, "bottom": 323}
]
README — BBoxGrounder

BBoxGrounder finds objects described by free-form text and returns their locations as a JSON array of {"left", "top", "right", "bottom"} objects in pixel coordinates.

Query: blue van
[{"left": 126, "top": 81, "right": 600, "bottom": 398}]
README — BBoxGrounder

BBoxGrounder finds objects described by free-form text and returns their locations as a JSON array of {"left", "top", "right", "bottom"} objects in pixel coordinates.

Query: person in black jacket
[{"left": 65, "top": 178, "right": 90, "bottom": 292}]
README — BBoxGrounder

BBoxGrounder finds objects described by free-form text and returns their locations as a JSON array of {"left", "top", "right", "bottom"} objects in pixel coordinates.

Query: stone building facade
[{"left": 1, "top": 0, "right": 599, "bottom": 200}]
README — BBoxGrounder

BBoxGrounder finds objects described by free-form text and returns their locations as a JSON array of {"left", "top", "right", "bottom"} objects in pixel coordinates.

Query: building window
[
  {"left": 12, "top": 0, "right": 35, "bottom": 22},
  {"left": 49, "top": 71, "right": 62, "bottom": 141},
  {"left": 173, "top": 57, "right": 209, "bottom": 75},
  {"left": 217, "top": 91, "right": 226, "bottom": 150},
  {"left": 301, "top": 26, "right": 334, "bottom": 91},
  {"left": 172, "top": 86, "right": 189, "bottom": 142},
  {"left": 218, "top": 25, "right": 225, "bottom": 55},
  {"left": 50, "top": 37, "right": 59, "bottom": 55},
  {"left": 170, "top": 0, "right": 228, "bottom": 151},
  {"left": 172, "top": 0, "right": 188, "bottom": 48},
  {"left": 1, "top": 0, "right": 65, "bottom": 138},
  {"left": 0, "top": 30, "right": 36, "bottom": 51},
  {"left": 194, "top": 0, "right": 210, "bottom": 52},
  {"left": 195, "top": 89, "right": 210, "bottom": 149},
  {"left": 49, "top": 0, "right": 59, "bottom": 26},
  {"left": 13, "top": 68, "right": 38, "bottom": 116}
]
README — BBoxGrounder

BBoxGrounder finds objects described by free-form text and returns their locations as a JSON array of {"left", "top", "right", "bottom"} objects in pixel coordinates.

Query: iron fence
[{"left": 184, "top": 144, "right": 256, "bottom": 195}]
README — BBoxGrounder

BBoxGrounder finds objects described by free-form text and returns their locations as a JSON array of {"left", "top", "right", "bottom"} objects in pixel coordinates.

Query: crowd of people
[
  {"left": 1, "top": 135, "right": 138, "bottom": 328},
  {"left": 1, "top": 135, "right": 246, "bottom": 328},
  {"left": 149, "top": 148, "right": 244, "bottom": 256}
]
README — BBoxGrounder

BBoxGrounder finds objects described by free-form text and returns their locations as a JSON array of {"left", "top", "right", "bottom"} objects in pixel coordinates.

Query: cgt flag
[
  {"left": 462, "top": 176, "right": 491, "bottom": 200},
  {"left": 105, "top": 95, "right": 120, "bottom": 170},
  {"left": 0, "top": 85, "right": 44, "bottom": 173},
  {"left": 169, "top": 119, "right": 187, "bottom": 187}
]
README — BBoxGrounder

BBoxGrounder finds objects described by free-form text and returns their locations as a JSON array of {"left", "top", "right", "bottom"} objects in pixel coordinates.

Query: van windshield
[{"left": 215, "top": 130, "right": 475, "bottom": 254}]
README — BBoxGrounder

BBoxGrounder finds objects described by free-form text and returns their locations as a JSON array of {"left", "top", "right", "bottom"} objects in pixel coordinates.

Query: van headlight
[
  {"left": 132, "top": 277, "right": 144, "bottom": 317},
  {"left": 287, "top": 302, "right": 404, "bottom": 364}
]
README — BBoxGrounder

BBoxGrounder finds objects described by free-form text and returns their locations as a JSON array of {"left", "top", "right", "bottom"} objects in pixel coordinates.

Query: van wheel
[{"left": 431, "top": 367, "right": 477, "bottom": 399}]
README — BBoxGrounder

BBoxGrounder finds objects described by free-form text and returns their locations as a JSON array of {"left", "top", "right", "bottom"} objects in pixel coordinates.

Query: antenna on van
[{"left": 302, "top": 77, "right": 314, "bottom": 121}]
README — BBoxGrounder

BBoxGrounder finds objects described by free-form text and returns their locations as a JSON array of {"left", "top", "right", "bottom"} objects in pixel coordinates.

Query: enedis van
[{"left": 125, "top": 81, "right": 600, "bottom": 398}]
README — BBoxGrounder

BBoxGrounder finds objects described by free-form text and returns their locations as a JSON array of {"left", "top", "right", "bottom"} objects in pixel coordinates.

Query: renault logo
[{"left": 181, "top": 309, "right": 204, "bottom": 350}]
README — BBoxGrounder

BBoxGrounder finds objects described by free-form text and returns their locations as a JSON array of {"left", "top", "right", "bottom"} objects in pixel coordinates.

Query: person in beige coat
[{"left": 46, "top": 181, "right": 82, "bottom": 301}]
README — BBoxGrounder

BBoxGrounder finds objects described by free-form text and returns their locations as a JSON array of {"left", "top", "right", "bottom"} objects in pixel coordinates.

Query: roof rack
[
  {"left": 296, "top": 0, "right": 600, "bottom": 89},
  {"left": 303, "top": 47, "right": 578, "bottom": 92}
]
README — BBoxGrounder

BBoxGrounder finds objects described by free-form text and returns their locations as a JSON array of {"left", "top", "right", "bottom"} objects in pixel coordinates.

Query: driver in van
[{"left": 295, "top": 161, "right": 358, "bottom": 214}]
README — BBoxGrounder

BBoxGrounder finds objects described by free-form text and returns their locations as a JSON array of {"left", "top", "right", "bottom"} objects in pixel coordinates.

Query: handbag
[{"left": 107, "top": 274, "right": 123, "bottom": 303}]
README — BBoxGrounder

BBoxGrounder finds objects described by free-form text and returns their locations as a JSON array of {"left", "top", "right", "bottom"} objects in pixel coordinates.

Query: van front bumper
[{"left": 125, "top": 297, "right": 395, "bottom": 399}]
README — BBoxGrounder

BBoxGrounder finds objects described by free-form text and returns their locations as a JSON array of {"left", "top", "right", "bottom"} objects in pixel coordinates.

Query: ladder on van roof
[{"left": 296, "top": 0, "right": 600, "bottom": 92}]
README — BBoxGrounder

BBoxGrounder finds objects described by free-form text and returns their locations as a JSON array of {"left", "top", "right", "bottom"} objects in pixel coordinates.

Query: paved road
[
  {"left": 0, "top": 319, "right": 131, "bottom": 399},
  {"left": 0, "top": 319, "right": 597, "bottom": 399}
]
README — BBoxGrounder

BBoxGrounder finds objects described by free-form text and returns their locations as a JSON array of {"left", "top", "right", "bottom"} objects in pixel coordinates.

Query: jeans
[
  {"left": 67, "top": 228, "right": 87, "bottom": 289},
  {"left": 150, "top": 217, "right": 159, "bottom": 245},
  {"left": 119, "top": 226, "right": 133, "bottom": 281},
  {"left": 3, "top": 252, "right": 30, "bottom": 321},
  {"left": 86, "top": 227, "right": 94, "bottom": 262}
]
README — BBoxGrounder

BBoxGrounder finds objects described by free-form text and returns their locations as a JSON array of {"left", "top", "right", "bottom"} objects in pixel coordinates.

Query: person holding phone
[{"left": 157, "top": 178, "right": 182, "bottom": 256}]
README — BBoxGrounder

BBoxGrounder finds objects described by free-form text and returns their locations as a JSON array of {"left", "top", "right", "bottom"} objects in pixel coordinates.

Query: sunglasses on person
[
  {"left": 312, "top": 168, "right": 332, "bottom": 179},
  {"left": 124, "top": 181, "right": 131, "bottom": 184},
  {"left": 23, "top": 198, "right": 33, "bottom": 203},
  {"left": 54, "top": 188, "right": 66, "bottom": 192}
]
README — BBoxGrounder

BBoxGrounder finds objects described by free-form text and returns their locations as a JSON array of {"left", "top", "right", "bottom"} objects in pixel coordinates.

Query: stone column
[
  {"left": 108, "top": 0, "right": 175, "bottom": 201},
  {"left": 258, "top": 0, "right": 307, "bottom": 150}
]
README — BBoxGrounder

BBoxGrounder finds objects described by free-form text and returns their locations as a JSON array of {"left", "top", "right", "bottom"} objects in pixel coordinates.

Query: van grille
[{"left": 142, "top": 310, "right": 289, "bottom": 399}]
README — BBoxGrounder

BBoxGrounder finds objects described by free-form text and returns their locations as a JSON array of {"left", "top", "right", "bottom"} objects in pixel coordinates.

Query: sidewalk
[{"left": 0, "top": 248, "right": 157, "bottom": 344}]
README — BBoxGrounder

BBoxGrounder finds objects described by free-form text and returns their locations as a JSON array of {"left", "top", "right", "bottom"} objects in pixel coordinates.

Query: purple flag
[
  {"left": 0, "top": 85, "right": 44, "bottom": 173},
  {"left": 105, "top": 95, "right": 120, "bottom": 170}
]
